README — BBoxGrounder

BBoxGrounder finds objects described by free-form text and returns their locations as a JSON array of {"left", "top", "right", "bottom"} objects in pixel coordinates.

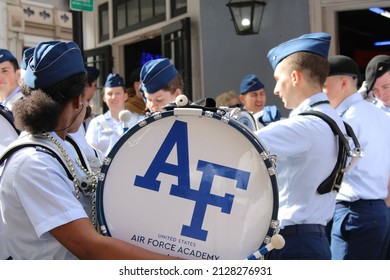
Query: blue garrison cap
[
  {"left": 267, "top": 32, "right": 331, "bottom": 70},
  {"left": 24, "top": 41, "right": 86, "bottom": 90},
  {"left": 85, "top": 65, "right": 100, "bottom": 81},
  {"left": 140, "top": 58, "right": 178, "bottom": 94},
  {"left": 0, "top": 49, "right": 18, "bottom": 64},
  {"left": 104, "top": 73, "right": 125, "bottom": 88},
  {"left": 20, "top": 47, "right": 34, "bottom": 70},
  {"left": 240, "top": 74, "right": 265, "bottom": 95}
]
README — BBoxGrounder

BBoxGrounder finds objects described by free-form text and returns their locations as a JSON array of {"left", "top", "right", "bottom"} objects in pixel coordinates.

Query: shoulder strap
[
  {"left": 97, "top": 114, "right": 114, "bottom": 133},
  {"left": 65, "top": 135, "right": 89, "bottom": 170},
  {"left": 298, "top": 111, "right": 359, "bottom": 194},
  {"left": 0, "top": 143, "right": 73, "bottom": 181},
  {"left": 299, "top": 110, "right": 353, "bottom": 148}
]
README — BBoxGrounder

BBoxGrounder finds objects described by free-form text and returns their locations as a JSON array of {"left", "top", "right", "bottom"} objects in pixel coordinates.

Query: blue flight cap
[
  {"left": 267, "top": 32, "right": 331, "bottom": 70},
  {"left": 140, "top": 58, "right": 178, "bottom": 94},
  {"left": 104, "top": 73, "right": 125, "bottom": 88},
  {"left": 20, "top": 47, "right": 35, "bottom": 70},
  {"left": 24, "top": 41, "right": 86, "bottom": 90},
  {"left": 240, "top": 74, "right": 265, "bottom": 95},
  {"left": 0, "top": 49, "right": 18, "bottom": 64},
  {"left": 85, "top": 65, "right": 100, "bottom": 81}
]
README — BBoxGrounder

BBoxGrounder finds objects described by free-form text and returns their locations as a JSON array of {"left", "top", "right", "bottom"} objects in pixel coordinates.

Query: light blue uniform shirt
[
  {"left": 1, "top": 87, "right": 22, "bottom": 110},
  {"left": 374, "top": 99, "right": 390, "bottom": 116},
  {"left": 335, "top": 93, "right": 390, "bottom": 202},
  {"left": 256, "top": 93, "right": 345, "bottom": 228},
  {"left": 85, "top": 110, "right": 144, "bottom": 156}
]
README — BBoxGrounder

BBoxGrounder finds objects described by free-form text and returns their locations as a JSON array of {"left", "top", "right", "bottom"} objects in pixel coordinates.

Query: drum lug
[
  {"left": 221, "top": 116, "right": 229, "bottom": 124},
  {"left": 270, "top": 219, "right": 280, "bottom": 229},
  {"left": 138, "top": 119, "right": 147, "bottom": 127},
  {"left": 103, "top": 157, "right": 111, "bottom": 166},
  {"left": 152, "top": 112, "right": 162, "bottom": 120},
  {"left": 204, "top": 111, "right": 214, "bottom": 118},
  {"left": 97, "top": 172, "right": 105, "bottom": 182},
  {"left": 268, "top": 166, "right": 276, "bottom": 176},
  {"left": 100, "top": 225, "right": 107, "bottom": 235}
]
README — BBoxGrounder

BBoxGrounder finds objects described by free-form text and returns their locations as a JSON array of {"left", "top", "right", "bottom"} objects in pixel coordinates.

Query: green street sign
[{"left": 70, "top": 0, "right": 94, "bottom": 12}]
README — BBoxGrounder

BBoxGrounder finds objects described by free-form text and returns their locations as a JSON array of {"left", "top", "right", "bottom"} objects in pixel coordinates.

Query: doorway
[
  {"left": 124, "top": 37, "right": 162, "bottom": 89},
  {"left": 338, "top": 7, "right": 390, "bottom": 78}
]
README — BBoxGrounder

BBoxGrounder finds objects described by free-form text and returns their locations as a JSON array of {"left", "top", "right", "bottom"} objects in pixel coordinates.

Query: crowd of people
[{"left": 0, "top": 32, "right": 389, "bottom": 260}]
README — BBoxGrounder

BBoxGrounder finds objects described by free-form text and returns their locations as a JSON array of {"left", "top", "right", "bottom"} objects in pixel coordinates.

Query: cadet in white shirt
[{"left": 0, "top": 40, "right": 178, "bottom": 260}]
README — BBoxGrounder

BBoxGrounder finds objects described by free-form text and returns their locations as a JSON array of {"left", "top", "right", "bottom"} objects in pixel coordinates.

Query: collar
[
  {"left": 2, "top": 87, "right": 22, "bottom": 110},
  {"left": 336, "top": 92, "right": 363, "bottom": 117},
  {"left": 290, "top": 92, "right": 329, "bottom": 117}
]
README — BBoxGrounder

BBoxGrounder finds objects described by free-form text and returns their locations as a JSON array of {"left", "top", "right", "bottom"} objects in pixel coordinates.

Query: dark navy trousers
[
  {"left": 331, "top": 199, "right": 389, "bottom": 260},
  {"left": 267, "top": 224, "right": 331, "bottom": 260}
]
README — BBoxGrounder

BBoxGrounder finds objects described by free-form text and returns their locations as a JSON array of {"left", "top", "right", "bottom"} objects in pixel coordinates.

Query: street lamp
[{"left": 226, "top": 0, "right": 267, "bottom": 35}]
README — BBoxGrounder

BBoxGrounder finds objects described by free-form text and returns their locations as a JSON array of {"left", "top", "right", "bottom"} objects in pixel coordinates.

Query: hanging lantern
[{"left": 226, "top": 0, "right": 267, "bottom": 35}]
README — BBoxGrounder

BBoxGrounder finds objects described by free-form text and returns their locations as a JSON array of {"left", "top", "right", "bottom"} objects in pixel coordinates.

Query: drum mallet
[{"left": 246, "top": 233, "right": 285, "bottom": 260}]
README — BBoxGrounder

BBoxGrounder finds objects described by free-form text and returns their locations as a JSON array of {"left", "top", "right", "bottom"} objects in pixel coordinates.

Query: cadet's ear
[{"left": 291, "top": 70, "right": 300, "bottom": 86}]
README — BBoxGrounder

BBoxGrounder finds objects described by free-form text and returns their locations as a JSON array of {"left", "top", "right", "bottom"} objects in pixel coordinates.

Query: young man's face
[
  {"left": 239, "top": 89, "right": 266, "bottom": 114},
  {"left": 0, "top": 61, "right": 20, "bottom": 100},
  {"left": 372, "top": 71, "right": 390, "bottom": 107}
]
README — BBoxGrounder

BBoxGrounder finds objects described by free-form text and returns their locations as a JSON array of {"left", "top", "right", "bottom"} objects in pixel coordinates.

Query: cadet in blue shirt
[
  {"left": 140, "top": 58, "right": 184, "bottom": 113},
  {"left": 86, "top": 73, "right": 143, "bottom": 155},
  {"left": 239, "top": 74, "right": 281, "bottom": 128},
  {"left": 364, "top": 54, "right": 390, "bottom": 260},
  {"left": 324, "top": 55, "right": 390, "bottom": 259},
  {"left": 255, "top": 32, "right": 347, "bottom": 260}
]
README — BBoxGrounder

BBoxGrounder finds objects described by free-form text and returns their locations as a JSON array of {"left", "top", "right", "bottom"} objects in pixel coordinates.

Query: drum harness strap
[
  {"left": 298, "top": 111, "right": 362, "bottom": 194},
  {"left": 0, "top": 135, "right": 92, "bottom": 182},
  {"left": 96, "top": 114, "right": 114, "bottom": 134}
]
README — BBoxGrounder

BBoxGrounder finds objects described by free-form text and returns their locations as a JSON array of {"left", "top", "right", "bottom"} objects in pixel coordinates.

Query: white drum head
[
  {"left": 0, "top": 109, "right": 19, "bottom": 155},
  {"left": 97, "top": 108, "right": 278, "bottom": 260}
]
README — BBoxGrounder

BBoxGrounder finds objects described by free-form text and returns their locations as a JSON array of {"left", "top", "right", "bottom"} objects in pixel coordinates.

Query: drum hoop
[
  {"left": 0, "top": 105, "right": 20, "bottom": 135},
  {"left": 96, "top": 109, "right": 279, "bottom": 251}
]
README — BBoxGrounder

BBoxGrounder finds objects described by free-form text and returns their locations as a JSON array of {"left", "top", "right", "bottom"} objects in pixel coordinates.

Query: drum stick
[
  {"left": 246, "top": 234, "right": 285, "bottom": 260},
  {"left": 119, "top": 110, "right": 132, "bottom": 133}
]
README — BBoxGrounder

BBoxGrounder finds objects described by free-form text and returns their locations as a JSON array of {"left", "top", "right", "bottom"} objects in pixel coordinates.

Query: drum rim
[{"left": 96, "top": 108, "right": 279, "bottom": 255}]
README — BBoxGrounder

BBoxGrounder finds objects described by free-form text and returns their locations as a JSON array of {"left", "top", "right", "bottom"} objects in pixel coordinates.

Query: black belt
[
  {"left": 279, "top": 224, "right": 326, "bottom": 236},
  {"left": 336, "top": 199, "right": 384, "bottom": 209}
]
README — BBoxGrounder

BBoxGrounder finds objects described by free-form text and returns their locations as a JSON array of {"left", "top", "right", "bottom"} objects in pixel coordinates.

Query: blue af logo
[{"left": 134, "top": 120, "right": 250, "bottom": 241}]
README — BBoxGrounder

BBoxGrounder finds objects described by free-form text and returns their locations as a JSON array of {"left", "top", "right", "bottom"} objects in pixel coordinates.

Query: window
[
  {"left": 113, "top": 0, "right": 166, "bottom": 37},
  {"left": 99, "top": 3, "right": 109, "bottom": 42},
  {"left": 171, "top": 0, "right": 187, "bottom": 17}
]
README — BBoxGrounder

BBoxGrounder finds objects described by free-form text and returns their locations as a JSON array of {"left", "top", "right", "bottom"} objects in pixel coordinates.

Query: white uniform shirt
[
  {"left": 0, "top": 132, "right": 91, "bottom": 259},
  {"left": 255, "top": 93, "right": 345, "bottom": 228},
  {"left": 336, "top": 93, "right": 390, "bottom": 202}
]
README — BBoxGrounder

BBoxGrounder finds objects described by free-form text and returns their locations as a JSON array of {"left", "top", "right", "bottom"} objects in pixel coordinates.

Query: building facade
[{"left": 1, "top": 0, "right": 389, "bottom": 116}]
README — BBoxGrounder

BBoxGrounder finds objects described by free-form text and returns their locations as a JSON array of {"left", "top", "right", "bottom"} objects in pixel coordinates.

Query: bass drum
[
  {"left": 0, "top": 105, "right": 19, "bottom": 155},
  {"left": 96, "top": 108, "right": 279, "bottom": 260}
]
